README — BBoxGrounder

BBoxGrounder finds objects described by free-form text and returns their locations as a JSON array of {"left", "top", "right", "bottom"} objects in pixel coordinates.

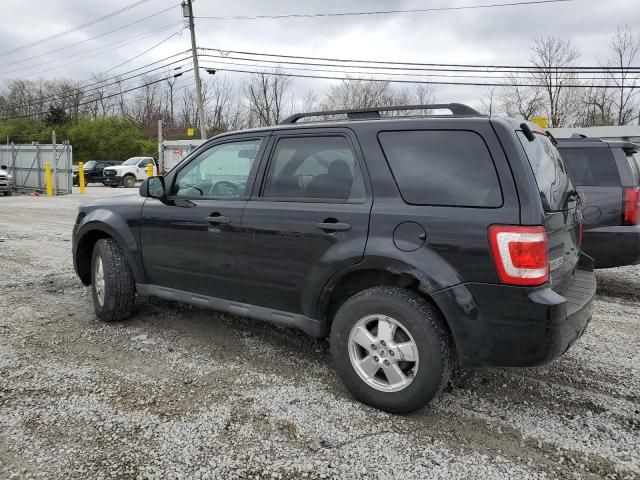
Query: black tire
[
  {"left": 330, "top": 286, "right": 452, "bottom": 414},
  {"left": 5, "top": 190, "right": 11, "bottom": 196},
  {"left": 91, "top": 238, "right": 135, "bottom": 322},
  {"left": 122, "top": 175, "right": 136, "bottom": 188}
]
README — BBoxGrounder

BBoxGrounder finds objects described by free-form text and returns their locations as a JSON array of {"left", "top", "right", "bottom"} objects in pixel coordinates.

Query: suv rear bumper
[
  {"left": 582, "top": 225, "right": 640, "bottom": 268},
  {"left": 432, "top": 254, "right": 596, "bottom": 368}
]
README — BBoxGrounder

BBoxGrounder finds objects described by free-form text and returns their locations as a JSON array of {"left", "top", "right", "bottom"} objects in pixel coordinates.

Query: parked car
[
  {"left": 102, "top": 157, "right": 157, "bottom": 188},
  {"left": 72, "top": 104, "right": 596, "bottom": 413},
  {"left": 557, "top": 137, "right": 640, "bottom": 268},
  {"left": 0, "top": 165, "right": 14, "bottom": 196},
  {"left": 72, "top": 160, "right": 122, "bottom": 186}
]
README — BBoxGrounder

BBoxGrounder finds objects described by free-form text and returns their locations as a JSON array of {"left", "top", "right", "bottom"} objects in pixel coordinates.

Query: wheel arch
[
  {"left": 315, "top": 258, "right": 456, "bottom": 341},
  {"left": 74, "top": 214, "right": 144, "bottom": 286}
]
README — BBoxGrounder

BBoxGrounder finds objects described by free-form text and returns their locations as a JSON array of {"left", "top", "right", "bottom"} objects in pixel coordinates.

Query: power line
[
  {"left": 0, "top": 0, "right": 157, "bottom": 58},
  {"left": 0, "top": 21, "right": 183, "bottom": 71},
  {"left": 196, "top": 0, "right": 571, "bottom": 20},
  {"left": 0, "top": 23, "right": 183, "bottom": 77},
  {"left": 199, "top": 65, "right": 638, "bottom": 89},
  {"left": 198, "top": 54, "right": 631, "bottom": 81},
  {"left": 18, "top": 30, "right": 184, "bottom": 81},
  {"left": 199, "top": 47, "right": 640, "bottom": 72},
  {"left": 92, "top": 30, "right": 185, "bottom": 77}
]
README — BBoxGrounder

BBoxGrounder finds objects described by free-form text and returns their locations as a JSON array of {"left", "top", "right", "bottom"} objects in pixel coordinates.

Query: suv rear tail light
[
  {"left": 488, "top": 225, "right": 549, "bottom": 286},
  {"left": 623, "top": 187, "right": 640, "bottom": 226}
]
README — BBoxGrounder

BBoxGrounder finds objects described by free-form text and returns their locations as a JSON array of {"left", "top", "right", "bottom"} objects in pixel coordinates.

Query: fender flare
[
  {"left": 313, "top": 255, "right": 459, "bottom": 321},
  {"left": 74, "top": 209, "right": 145, "bottom": 284}
]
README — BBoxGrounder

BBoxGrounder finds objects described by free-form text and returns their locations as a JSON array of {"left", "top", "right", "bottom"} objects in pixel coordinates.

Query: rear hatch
[{"left": 517, "top": 130, "right": 581, "bottom": 293}]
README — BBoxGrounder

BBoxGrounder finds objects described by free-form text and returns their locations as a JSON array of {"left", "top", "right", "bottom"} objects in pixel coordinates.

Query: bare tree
[
  {"left": 243, "top": 72, "right": 292, "bottom": 127},
  {"left": 480, "top": 87, "right": 498, "bottom": 116},
  {"left": 602, "top": 25, "right": 640, "bottom": 125},
  {"left": 300, "top": 89, "right": 319, "bottom": 112},
  {"left": 499, "top": 75, "right": 544, "bottom": 120},
  {"left": 414, "top": 84, "right": 436, "bottom": 106},
  {"left": 321, "top": 78, "right": 396, "bottom": 110},
  {"left": 321, "top": 78, "right": 436, "bottom": 116},
  {"left": 580, "top": 80, "right": 614, "bottom": 126},
  {"left": 529, "top": 36, "right": 582, "bottom": 127}
]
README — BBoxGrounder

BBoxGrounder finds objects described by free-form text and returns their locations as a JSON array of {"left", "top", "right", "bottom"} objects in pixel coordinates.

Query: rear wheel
[
  {"left": 331, "top": 286, "right": 452, "bottom": 413},
  {"left": 122, "top": 175, "right": 136, "bottom": 188},
  {"left": 91, "top": 238, "right": 135, "bottom": 322}
]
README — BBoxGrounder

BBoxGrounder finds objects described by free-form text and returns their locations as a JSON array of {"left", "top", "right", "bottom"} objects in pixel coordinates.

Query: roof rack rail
[
  {"left": 279, "top": 103, "right": 481, "bottom": 125},
  {"left": 557, "top": 135, "right": 603, "bottom": 143}
]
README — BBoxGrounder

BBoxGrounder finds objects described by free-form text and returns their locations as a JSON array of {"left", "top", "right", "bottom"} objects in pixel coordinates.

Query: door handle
[
  {"left": 316, "top": 221, "right": 352, "bottom": 232},
  {"left": 206, "top": 214, "right": 231, "bottom": 225}
]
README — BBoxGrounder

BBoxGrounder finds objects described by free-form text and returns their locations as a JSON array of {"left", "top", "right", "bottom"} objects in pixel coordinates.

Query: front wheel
[
  {"left": 122, "top": 175, "right": 136, "bottom": 188},
  {"left": 331, "top": 286, "right": 452, "bottom": 413},
  {"left": 91, "top": 238, "right": 135, "bottom": 322}
]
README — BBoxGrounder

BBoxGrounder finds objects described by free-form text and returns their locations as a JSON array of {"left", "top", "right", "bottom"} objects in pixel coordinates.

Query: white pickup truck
[{"left": 102, "top": 157, "right": 157, "bottom": 188}]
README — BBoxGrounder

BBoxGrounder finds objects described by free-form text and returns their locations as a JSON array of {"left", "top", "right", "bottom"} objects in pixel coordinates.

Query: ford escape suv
[
  {"left": 72, "top": 104, "right": 596, "bottom": 413},
  {"left": 557, "top": 136, "right": 640, "bottom": 268}
]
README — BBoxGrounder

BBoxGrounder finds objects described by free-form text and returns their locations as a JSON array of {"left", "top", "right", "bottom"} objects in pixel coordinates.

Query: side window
[
  {"left": 263, "top": 136, "right": 366, "bottom": 202},
  {"left": 138, "top": 159, "right": 152, "bottom": 168},
  {"left": 559, "top": 148, "right": 620, "bottom": 187},
  {"left": 173, "top": 139, "right": 262, "bottom": 198},
  {"left": 625, "top": 151, "right": 640, "bottom": 185},
  {"left": 378, "top": 130, "right": 502, "bottom": 207}
]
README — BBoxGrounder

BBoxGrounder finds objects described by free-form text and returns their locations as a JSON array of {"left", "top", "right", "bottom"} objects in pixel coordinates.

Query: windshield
[
  {"left": 122, "top": 157, "right": 142, "bottom": 166},
  {"left": 517, "top": 131, "right": 574, "bottom": 211},
  {"left": 84, "top": 160, "right": 97, "bottom": 169}
]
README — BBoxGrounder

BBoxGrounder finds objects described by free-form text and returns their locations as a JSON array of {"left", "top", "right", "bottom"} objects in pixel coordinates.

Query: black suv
[
  {"left": 557, "top": 137, "right": 640, "bottom": 268},
  {"left": 72, "top": 104, "right": 596, "bottom": 413},
  {"left": 73, "top": 160, "right": 122, "bottom": 186}
]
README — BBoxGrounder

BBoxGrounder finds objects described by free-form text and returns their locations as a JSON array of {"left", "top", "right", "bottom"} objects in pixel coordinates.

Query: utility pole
[{"left": 183, "top": 0, "right": 207, "bottom": 140}]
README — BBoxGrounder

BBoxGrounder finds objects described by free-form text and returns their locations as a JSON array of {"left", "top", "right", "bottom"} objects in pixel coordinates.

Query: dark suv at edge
[
  {"left": 73, "top": 160, "right": 122, "bottom": 186},
  {"left": 557, "top": 137, "right": 640, "bottom": 268},
  {"left": 72, "top": 104, "right": 596, "bottom": 413}
]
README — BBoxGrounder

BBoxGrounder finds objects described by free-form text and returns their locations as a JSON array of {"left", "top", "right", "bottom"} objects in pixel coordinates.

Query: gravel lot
[{"left": 0, "top": 187, "right": 638, "bottom": 480}]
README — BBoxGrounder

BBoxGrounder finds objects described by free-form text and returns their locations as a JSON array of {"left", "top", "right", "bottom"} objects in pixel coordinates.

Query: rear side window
[
  {"left": 263, "top": 136, "right": 366, "bottom": 202},
  {"left": 559, "top": 147, "right": 620, "bottom": 187},
  {"left": 517, "top": 132, "right": 573, "bottom": 211},
  {"left": 625, "top": 151, "right": 640, "bottom": 185},
  {"left": 378, "top": 130, "right": 502, "bottom": 207}
]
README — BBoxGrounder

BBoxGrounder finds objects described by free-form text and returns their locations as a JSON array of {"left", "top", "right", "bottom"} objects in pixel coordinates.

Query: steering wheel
[{"left": 209, "top": 180, "right": 239, "bottom": 197}]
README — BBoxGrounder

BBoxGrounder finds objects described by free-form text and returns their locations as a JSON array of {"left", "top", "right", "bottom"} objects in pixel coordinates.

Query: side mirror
[{"left": 140, "top": 176, "right": 166, "bottom": 199}]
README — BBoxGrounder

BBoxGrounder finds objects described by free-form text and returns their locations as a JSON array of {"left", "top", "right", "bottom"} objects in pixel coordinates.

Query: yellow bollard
[
  {"left": 78, "top": 162, "right": 85, "bottom": 194},
  {"left": 147, "top": 162, "right": 154, "bottom": 178},
  {"left": 44, "top": 162, "right": 52, "bottom": 197}
]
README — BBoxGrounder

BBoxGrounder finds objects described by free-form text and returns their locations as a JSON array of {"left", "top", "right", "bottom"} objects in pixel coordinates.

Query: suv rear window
[
  {"left": 378, "top": 130, "right": 502, "bottom": 207},
  {"left": 559, "top": 147, "right": 620, "bottom": 187},
  {"left": 517, "top": 132, "right": 574, "bottom": 211}
]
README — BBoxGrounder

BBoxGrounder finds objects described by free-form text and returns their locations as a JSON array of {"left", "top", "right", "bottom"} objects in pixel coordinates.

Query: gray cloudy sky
[{"left": 1, "top": 0, "right": 638, "bottom": 109}]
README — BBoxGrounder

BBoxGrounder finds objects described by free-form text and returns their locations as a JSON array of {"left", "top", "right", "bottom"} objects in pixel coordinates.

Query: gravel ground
[{"left": 0, "top": 187, "right": 638, "bottom": 480}]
